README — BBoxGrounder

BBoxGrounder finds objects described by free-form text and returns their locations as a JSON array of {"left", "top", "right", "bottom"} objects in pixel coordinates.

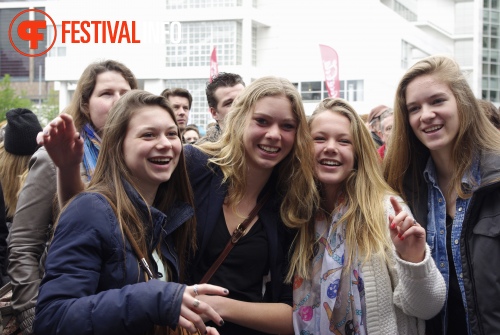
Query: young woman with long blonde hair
[
  {"left": 384, "top": 55, "right": 500, "bottom": 335},
  {"left": 290, "top": 98, "right": 445, "bottom": 334}
]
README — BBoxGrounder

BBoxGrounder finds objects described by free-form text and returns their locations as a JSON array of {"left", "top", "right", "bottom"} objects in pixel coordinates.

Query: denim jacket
[{"left": 423, "top": 158, "right": 480, "bottom": 335}]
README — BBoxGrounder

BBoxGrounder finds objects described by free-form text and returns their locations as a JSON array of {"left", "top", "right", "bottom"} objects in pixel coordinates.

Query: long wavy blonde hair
[
  {"left": 198, "top": 76, "right": 319, "bottom": 230},
  {"left": 384, "top": 55, "right": 500, "bottom": 201},
  {"left": 0, "top": 142, "right": 30, "bottom": 218},
  {"left": 288, "top": 98, "right": 394, "bottom": 281}
]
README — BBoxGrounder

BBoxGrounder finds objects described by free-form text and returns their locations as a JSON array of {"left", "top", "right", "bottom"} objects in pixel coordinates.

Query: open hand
[{"left": 36, "top": 113, "right": 84, "bottom": 169}]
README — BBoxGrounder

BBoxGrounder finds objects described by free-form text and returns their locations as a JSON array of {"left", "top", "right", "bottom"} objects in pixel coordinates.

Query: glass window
[
  {"left": 490, "top": 90, "right": 498, "bottom": 101},
  {"left": 492, "top": 64, "right": 498, "bottom": 75},
  {"left": 484, "top": 63, "right": 490, "bottom": 75},
  {"left": 166, "top": 21, "right": 242, "bottom": 67},
  {"left": 166, "top": 0, "right": 240, "bottom": 9}
]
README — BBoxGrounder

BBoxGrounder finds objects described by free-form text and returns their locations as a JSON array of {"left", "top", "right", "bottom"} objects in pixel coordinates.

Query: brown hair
[{"left": 65, "top": 60, "right": 138, "bottom": 132}]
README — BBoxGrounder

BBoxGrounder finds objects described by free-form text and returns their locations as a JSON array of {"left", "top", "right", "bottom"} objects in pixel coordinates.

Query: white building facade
[{"left": 1, "top": 0, "right": 490, "bottom": 132}]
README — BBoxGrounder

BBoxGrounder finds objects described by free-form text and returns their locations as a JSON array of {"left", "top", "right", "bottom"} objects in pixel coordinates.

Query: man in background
[
  {"left": 199, "top": 72, "right": 245, "bottom": 143},
  {"left": 161, "top": 88, "right": 192, "bottom": 133}
]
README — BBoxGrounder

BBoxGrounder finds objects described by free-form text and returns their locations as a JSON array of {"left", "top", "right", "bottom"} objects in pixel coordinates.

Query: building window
[
  {"left": 166, "top": 0, "right": 241, "bottom": 9},
  {"left": 297, "top": 80, "right": 364, "bottom": 103},
  {"left": 166, "top": 21, "right": 242, "bottom": 67},
  {"left": 47, "top": 24, "right": 66, "bottom": 57},
  {"left": 0, "top": 7, "right": 46, "bottom": 81}
]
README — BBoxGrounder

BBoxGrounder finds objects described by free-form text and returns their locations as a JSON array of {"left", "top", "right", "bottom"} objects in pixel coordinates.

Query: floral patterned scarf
[{"left": 293, "top": 203, "right": 367, "bottom": 335}]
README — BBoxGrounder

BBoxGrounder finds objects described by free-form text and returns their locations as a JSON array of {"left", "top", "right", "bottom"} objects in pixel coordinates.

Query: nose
[
  {"left": 323, "top": 138, "right": 338, "bottom": 153},
  {"left": 265, "top": 124, "right": 281, "bottom": 140},
  {"left": 420, "top": 104, "right": 435, "bottom": 122},
  {"left": 157, "top": 134, "right": 173, "bottom": 149},
  {"left": 111, "top": 92, "right": 121, "bottom": 105}
]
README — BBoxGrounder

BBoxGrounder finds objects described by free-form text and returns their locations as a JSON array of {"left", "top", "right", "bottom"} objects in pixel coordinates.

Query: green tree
[
  {"left": 36, "top": 89, "right": 60, "bottom": 126},
  {"left": 0, "top": 75, "right": 32, "bottom": 122}
]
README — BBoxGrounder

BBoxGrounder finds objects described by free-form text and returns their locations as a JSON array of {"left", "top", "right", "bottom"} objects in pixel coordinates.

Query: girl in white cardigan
[{"left": 288, "top": 98, "right": 446, "bottom": 335}]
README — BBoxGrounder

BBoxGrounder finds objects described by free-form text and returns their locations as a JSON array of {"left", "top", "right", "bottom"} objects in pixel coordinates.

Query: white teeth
[
  {"left": 321, "top": 159, "right": 340, "bottom": 166},
  {"left": 149, "top": 158, "right": 171, "bottom": 165},
  {"left": 424, "top": 125, "right": 442, "bottom": 133},
  {"left": 259, "top": 145, "right": 279, "bottom": 153}
]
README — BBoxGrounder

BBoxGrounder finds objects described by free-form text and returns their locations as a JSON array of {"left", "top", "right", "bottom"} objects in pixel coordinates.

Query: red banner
[
  {"left": 209, "top": 46, "right": 219, "bottom": 82},
  {"left": 319, "top": 44, "right": 340, "bottom": 98}
]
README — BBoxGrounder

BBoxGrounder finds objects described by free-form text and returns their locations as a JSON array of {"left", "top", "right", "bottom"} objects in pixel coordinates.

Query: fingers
[
  {"left": 179, "top": 284, "right": 228, "bottom": 334},
  {"left": 187, "top": 284, "right": 229, "bottom": 297},
  {"left": 206, "top": 326, "right": 220, "bottom": 335},
  {"left": 389, "top": 196, "right": 403, "bottom": 215},
  {"left": 179, "top": 297, "right": 223, "bottom": 334}
]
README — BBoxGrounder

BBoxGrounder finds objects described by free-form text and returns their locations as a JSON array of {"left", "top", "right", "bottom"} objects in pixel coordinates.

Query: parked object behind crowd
[{"left": 385, "top": 55, "right": 500, "bottom": 335}]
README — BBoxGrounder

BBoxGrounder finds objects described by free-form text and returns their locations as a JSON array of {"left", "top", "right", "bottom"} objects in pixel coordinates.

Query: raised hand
[
  {"left": 178, "top": 284, "right": 228, "bottom": 334},
  {"left": 36, "top": 113, "right": 84, "bottom": 170},
  {"left": 388, "top": 196, "right": 426, "bottom": 263}
]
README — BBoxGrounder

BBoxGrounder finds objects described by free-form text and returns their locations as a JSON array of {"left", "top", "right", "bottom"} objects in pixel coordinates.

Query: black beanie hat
[{"left": 4, "top": 108, "right": 43, "bottom": 156}]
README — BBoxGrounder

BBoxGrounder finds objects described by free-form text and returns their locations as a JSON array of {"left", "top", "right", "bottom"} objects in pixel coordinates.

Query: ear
[{"left": 209, "top": 107, "right": 218, "bottom": 121}]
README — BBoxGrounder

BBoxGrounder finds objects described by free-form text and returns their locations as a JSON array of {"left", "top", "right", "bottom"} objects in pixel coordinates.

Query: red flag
[
  {"left": 319, "top": 44, "right": 340, "bottom": 98},
  {"left": 209, "top": 47, "right": 219, "bottom": 82}
]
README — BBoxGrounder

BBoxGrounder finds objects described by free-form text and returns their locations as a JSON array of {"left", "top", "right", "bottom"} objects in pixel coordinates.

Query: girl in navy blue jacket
[
  {"left": 35, "top": 91, "right": 227, "bottom": 335},
  {"left": 38, "top": 77, "right": 319, "bottom": 334}
]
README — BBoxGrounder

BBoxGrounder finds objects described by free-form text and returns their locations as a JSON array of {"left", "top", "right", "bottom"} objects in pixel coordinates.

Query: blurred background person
[
  {"left": 199, "top": 72, "right": 245, "bottom": 143},
  {"left": 161, "top": 88, "right": 192, "bottom": 133},
  {"left": 477, "top": 99, "right": 500, "bottom": 130},
  {"left": 367, "top": 104, "right": 390, "bottom": 148},
  {"left": 182, "top": 124, "right": 200, "bottom": 144},
  {"left": 378, "top": 108, "right": 394, "bottom": 159},
  {"left": 0, "top": 108, "right": 42, "bottom": 287}
]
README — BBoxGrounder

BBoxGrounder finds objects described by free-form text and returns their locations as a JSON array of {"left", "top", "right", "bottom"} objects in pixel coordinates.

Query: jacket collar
[{"left": 122, "top": 179, "right": 194, "bottom": 247}]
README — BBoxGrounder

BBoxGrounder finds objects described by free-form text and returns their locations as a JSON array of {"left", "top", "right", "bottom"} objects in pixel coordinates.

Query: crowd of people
[{"left": 0, "top": 54, "right": 498, "bottom": 335}]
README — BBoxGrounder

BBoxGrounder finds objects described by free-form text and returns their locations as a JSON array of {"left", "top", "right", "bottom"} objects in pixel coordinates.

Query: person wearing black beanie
[{"left": 3, "top": 108, "right": 42, "bottom": 156}]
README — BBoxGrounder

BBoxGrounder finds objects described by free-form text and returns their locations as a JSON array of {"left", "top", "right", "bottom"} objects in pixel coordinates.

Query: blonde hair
[
  {"left": 0, "top": 142, "right": 30, "bottom": 218},
  {"left": 198, "top": 76, "right": 318, "bottom": 229},
  {"left": 384, "top": 55, "right": 500, "bottom": 200},
  {"left": 60, "top": 91, "right": 196, "bottom": 285},
  {"left": 288, "top": 98, "right": 394, "bottom": 281}
]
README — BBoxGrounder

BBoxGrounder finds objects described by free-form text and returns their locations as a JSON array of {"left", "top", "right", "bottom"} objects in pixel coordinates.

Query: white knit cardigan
[{"left": 362, "top": 197, "right": 447, "bottom": 335}]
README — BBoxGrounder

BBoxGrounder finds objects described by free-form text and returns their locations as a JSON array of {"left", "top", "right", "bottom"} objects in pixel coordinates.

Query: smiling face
[
  {"left": 87, "top": 71, "right": 131, "bottom": 135},
  {"left": 310, "top": 110, "right": 355, "bottom": 194},
  {"left": 122, "top": 106, "right": 182, "bottom": 204},
  {"left": 406, "top": 74, "right": 460, "bottom": 158},
  {"left": 242, "top": 95, "right": 297, "bottom": 175}
]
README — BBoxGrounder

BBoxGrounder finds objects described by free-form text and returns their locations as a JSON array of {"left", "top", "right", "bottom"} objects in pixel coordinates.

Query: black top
[
  {"left": 426, "top": 214, "right": 468, "bottom": 335},
  {"left": 192, "top": 209, "right": 270, "bottom": 335}
]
